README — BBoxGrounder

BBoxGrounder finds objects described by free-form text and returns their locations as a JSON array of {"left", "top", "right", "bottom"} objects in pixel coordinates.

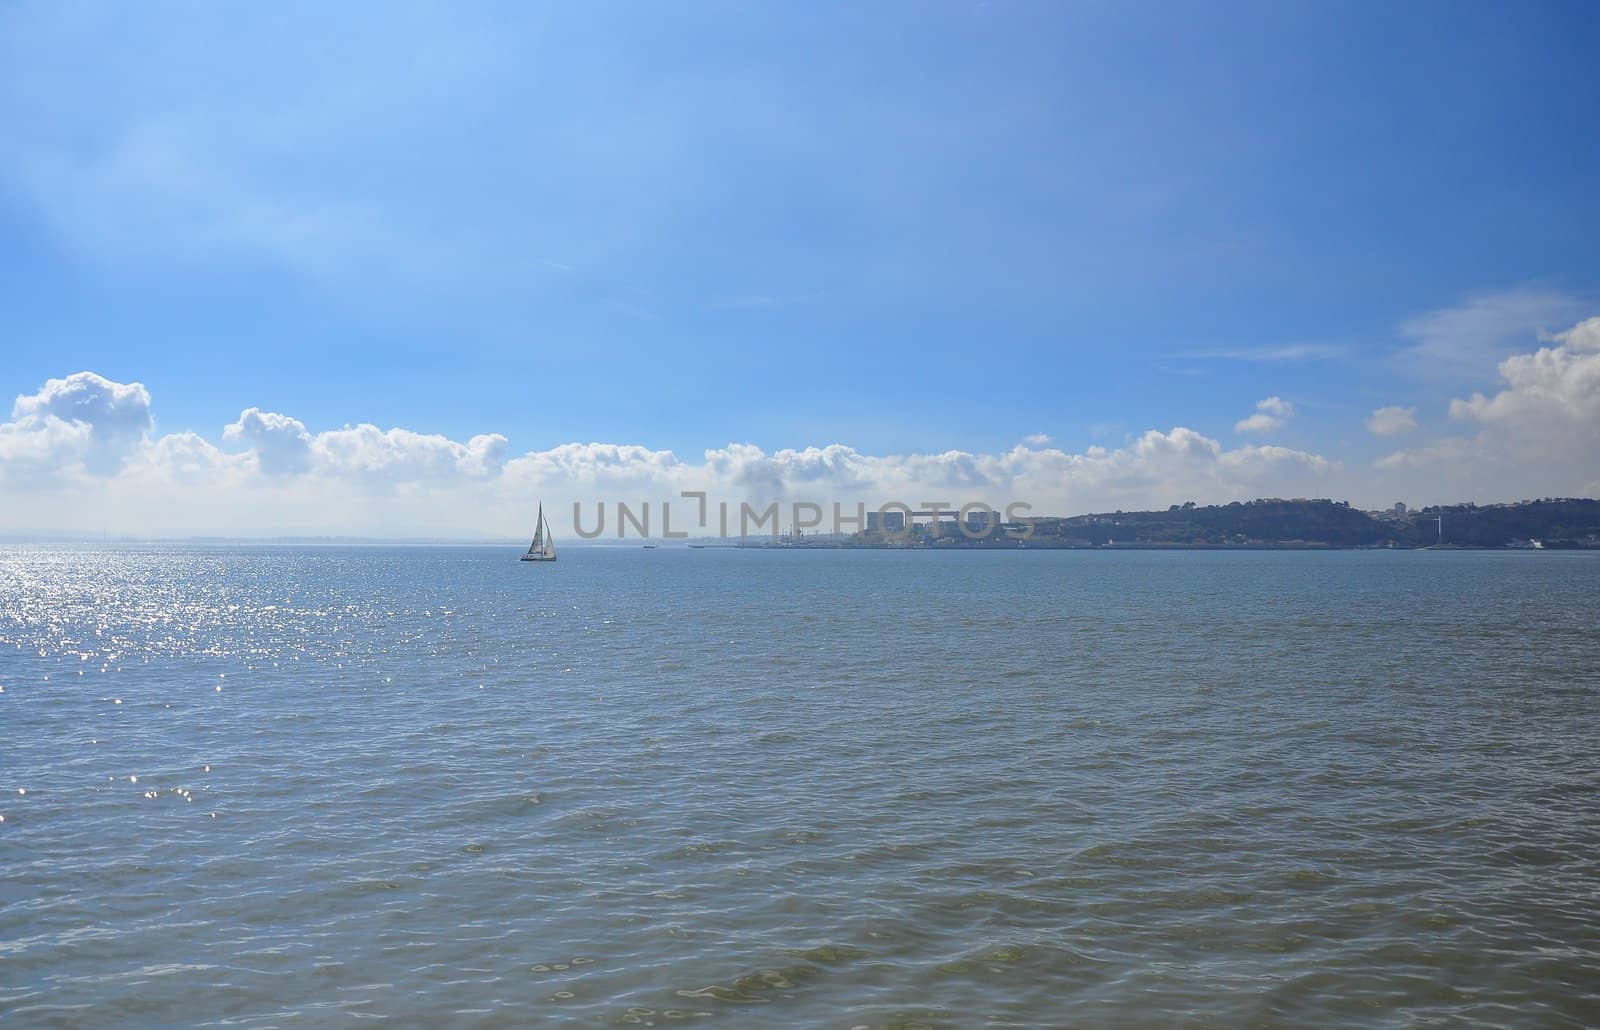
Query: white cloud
[
  {"left": 1375, "top": 436, "right": 1471, "bottom": 471},
  {"left": 1447, "top": 315, "right": 1600, "bottom": 424},
  {"left": 0, "top": 372, "right": 517, "bottom": 535},
  {"left": 1376, "top": 315, "right": 1600, "bottom": 498},
  {"left": 9, "top": 370, "right": 153, "bottom": 475},
  {"left": 676, "top": 429, "right": 1330, "bottom": 514},
  {"left": 1234, "top": 414, "right": 1278, "bottom": 434},
  {"left": 132, "top": 431, "right": 248, "bottom": 485},
  {"left": 222, "top": 407, "right": 507, "bottom": 482},
  {"left": 222, "top": 406, "right": 502, "bottom": 483},
  {"left": 12, "top": 371, "right": 152, "bottom": 436},
  {"left": 311, "top": 424, "right": 508, "bottom": 482},
  {"left": 224, "top": 408, "right": 313, "bottom": 475},
  {"left": 1365, "top": 405, "right": 1418, "bottom": 436},
  {"left": 1556, "top": 315, "right": 1600, "bottom": 353},
  {"left": 1234, "top": 396, "right": 1293, "bottom": 435},
  {"left": 1396, "top": 287, "right": 1589, "bottom": 381},
  {"left": 0, "top": 411, "right": 94, "bottom": 483},
  {"left": 503, "top": 442, "right": 684, "bottom": 489},
  {"left": 1023, "top": 432, "right": 1052, "bottom": 446}
]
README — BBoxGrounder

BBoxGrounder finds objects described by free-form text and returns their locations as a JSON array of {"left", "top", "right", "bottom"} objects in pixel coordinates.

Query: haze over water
[{"left": 3, "top": 546, "right": 1598, "bottom": 1026}]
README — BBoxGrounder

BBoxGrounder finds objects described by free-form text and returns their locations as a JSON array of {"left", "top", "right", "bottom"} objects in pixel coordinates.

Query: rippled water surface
[{"left": 3, "top": 545, "right": 1599, "bottom": 1026}]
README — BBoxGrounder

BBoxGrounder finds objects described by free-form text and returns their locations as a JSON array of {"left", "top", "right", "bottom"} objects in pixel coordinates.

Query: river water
[{"left": 2, "top": 545, "right": 1597, "bottom": 1026}]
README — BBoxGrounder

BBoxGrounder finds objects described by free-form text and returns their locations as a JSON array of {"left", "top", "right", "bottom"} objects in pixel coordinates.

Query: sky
[{"left": 2, "top": 1, "right": 1599, "bottom": 537}]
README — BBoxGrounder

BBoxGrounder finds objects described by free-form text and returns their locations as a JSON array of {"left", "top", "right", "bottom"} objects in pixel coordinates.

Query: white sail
[
  {"left": 522, "top": 503, "right": 557, "bottom": 561},
  {"left": 528, "top": 504, "right": 545, "bottom": 554}
]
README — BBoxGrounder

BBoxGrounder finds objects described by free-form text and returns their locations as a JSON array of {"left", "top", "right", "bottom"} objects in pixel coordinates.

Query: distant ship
[{"left": 520, "top": 503, "right": 557, "bottom": 562}]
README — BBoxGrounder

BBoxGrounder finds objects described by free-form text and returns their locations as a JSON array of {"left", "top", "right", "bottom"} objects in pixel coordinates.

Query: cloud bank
[
  {"left": 5, "top": 314, "right": 1600, "bottom": 536},
  {"left": 1, "top": 374, "right": 1337, "bottom": 537}
]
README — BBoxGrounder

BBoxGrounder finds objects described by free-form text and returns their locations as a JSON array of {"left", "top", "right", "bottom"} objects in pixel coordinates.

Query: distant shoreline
[
  {"left": 4, "top": 497, "right": 1596, "bottom": 551},
  {"left": 1, "top": 539, "right": 1591, "bottom": 553},
  {"left": 743, "top": 544, "right": 1588, "bottom": 551}
]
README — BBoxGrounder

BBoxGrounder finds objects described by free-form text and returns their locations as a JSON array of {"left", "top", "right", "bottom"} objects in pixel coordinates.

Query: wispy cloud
[
  {"left": 609, "top": 301, "right": 661, "bottom": 322},
  {"left": 1395, "top": 287, "right": 1589, "bottom": 381},
  {"left": 1186, "top": 344, "right": 1345, "bottom": 362},
  {"left": 706, "top": 291, "right": 826, "bottom": 311}
]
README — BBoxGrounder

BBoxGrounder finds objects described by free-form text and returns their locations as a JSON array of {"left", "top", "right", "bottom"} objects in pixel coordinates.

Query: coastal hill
[{"left": 1018, "top": 498, "right": 1600, "bottom": 549}]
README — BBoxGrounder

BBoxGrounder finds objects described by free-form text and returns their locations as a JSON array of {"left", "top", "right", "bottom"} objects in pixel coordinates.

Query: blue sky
[{"left": 2, "top": 2, "right": 1599, "bottom": 534}]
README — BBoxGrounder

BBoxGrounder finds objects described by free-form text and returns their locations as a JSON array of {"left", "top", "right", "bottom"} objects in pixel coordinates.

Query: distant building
[
  {"left": 1393, "top": 502, "right": 1407, "bottom": 516},
  {"left": 866, "top": 509, "right": 906, "bottom": 532},
  {"left": 965, "top": 508, "right": 1000, "bottom": 534}
]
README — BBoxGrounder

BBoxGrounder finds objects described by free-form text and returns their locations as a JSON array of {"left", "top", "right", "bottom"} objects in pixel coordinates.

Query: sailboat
[{"left": 520, "top": 503, "right": 557, "bottom": 562}]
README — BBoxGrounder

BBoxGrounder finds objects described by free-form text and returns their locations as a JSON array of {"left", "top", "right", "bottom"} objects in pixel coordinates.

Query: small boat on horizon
[{"left": 520, "top": 503, "right": 557, "bottom": 562}]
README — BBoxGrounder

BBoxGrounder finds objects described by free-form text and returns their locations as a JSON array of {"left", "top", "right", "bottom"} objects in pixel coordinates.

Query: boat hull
[{"left": 519, "top": 554, "right": 556, "bottom": 562}]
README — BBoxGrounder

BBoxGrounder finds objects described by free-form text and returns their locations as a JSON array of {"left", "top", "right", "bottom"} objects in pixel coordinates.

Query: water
[{"left": 2, "top": 546, "right": 1598, "bottom": 1026}]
